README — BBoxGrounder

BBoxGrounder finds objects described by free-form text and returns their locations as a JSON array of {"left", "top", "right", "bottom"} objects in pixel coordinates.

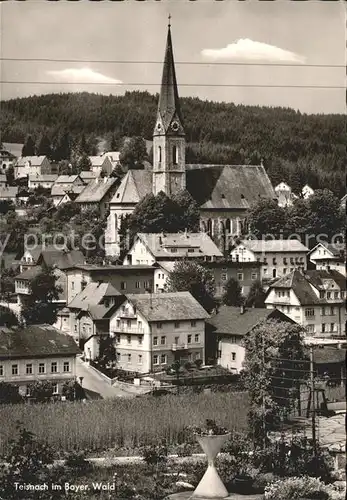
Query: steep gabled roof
[
  {"left": 110, "top": 170, "right": 152, "bottom": 204},
  {"left": 16, "top": 156, "right": 48, "bottom": 167},
  {"left": 55, "top": 175, "right": 81, "bottom": 184},
  {"left": 29, "top": 174, "right": 58, "bottom": 182},
  {"left": 270, "top": 269, "right": 320, "bottom": 305},
  {"left": 305, "top": 270, "right": 346, "bottom": 291},
  {"left": 0, "top": 324, "right": 80, "bottom": 359},
  {"left": 207, "top": 306, "right": 292, "bottom": 335},
  {"left": 38, "top": 249, "right": 85, "bottom": 270},
  {"left": 77, "top": 304, "right": 113, "bottom": 320},
  {"left": 124, "top": 291, "right": 210, "bottom": 321},
  {"left": 51, "top": 184, "right": 85, "bottom": 197},
  {"left": 186, "top": 164, "right": 276, "bottom": 210},
  {"left": 136, "top": 232, "right": 223, "bottom": 259},
  {"left": 308, "top": 242, "right": 345, "bottom": 259},
  {"left": 68, "top": 281, "right": 121, "bottom": 310},
  {"left": 75, "top": 178, "right": 117, "bottom": 203},
  {"left": 15, "top": 266, "right": 42, "bottom": 281}
]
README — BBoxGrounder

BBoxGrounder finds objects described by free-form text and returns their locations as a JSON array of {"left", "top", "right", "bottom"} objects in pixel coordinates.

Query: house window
[
  {"left": 26, "top": 364, "right": 33, "bottom": 375},
  {"left": 273, "top": 269, "right": 277, "bottom": 278},
  {"left": 170, "top": 248, "right": 178, "bottom": 253},
  {"left": 330, "top": 307, "right": 335, "bottom": 315},
  {"left": 321, "top": 323, "right": 326, "bottom": 333},
  {"left": 153, "top": 336, "right": 158, "bottom": 346},
  {"left": 138, "top": 335, "right": 143, "bottom": 345},
  {"left": 305, "top": 308, "right": 315, "bottom": 318},
  {"left": 237, "top": 273, "right": 243, "bottom": 281},
  {"left": 330, "top": 323, "right": 336, "bottom": 332},
  {"left": 51, "top": 362, "right": 58, "bottom": 373},
  {"left": 231, "top": 352, "right": 236, "bottom": 361},
  {"left": 161, "top": 354, "right": 167, "bottom": 365},
  {"left": 187, "top": 334, "right": 192, "bottom": 344},
  {"left": 191, "top": 320, "right": 196, "bottom": 327},
  {"left": 39, "top": 363, "right": 45, "bottom": 374},
  {"left": 334, "top": 291, "right": 339, "bottom": 299},
  {"left": 116, "top": 334, "right": 121, "bottom": 343},
  {"left": 74, "top": 324, "right": 77, "bottom": 332},
  {"left": 63, "top": 362, "right": 70, "bottom": 372},
  {"left": 127, "top": 335, "right": 131, "bottom": 345},
  {"left": 174, "top": 321, "right": 180, "bottom": 329},
  {"left": 194, "top": 334, "right": 200, "bottom": 343},
  {"left": 52, "top": 383, "right": 58, "bottom": 395},
  {"left": 138, "top": 355, "right": 143, "bottom": 364},
  {"left": 12, "top": 364, "right": 18, "bottom": 375},
  {"left": 153, "top": 355, "right": 159, "bottom": 365},
  {"left": 120, "top": 281, "right": 126, "bottom": 290},
  {"left": 307, "top": 324, "right": 315, "bottom": 333},
  {"left": 157, "top": 322, "right": 162, "bottom": 329},
  {"left": 263, "top": 268, "right": 268, "bottom": 275},
  {"left": 341, "top": 291, "right": 345, "bottom": 299},
  {"left": 273, "top": 258, "right": 277, "bottom": 265},
  {"left": 71, "top": 281, "right": 75, "bottom": 291},
  {"left": 321, "top": 307, "right": 326, "bottom": 316},
  {"left": 194, "top": 352, "right": 201, "bottom": 361},
  {"left": 319, "top": 291, "right": 325, "bottom": 299},
  {"left": 251, "top": 273, "right": 257, "bottom": 280},
  {"left": 127, "top": 354, "right": 132, "bottom": 363},
  {"left": 135, "top": 281, "right": 140, "bottom": 289},
  {"left": 327, "top": 291, "right": 331, "bottom": 299},
  {"left": 116, "top": 352, "right": 121, "bottom": 361},
  {"left": 160, "top": 336, "right": 166, "bottom": 345},
  {"left": 217, "top": 350, "right": 222, "bottom": 358},
  {"left": 283, "top": 268, "right": 287, "bottom": 274},
  {"left": 0, "top": 365, "right": 3, "bottom": 376},
  {"left": 221, "top": 273, "right": 227, "bottom": 281}
]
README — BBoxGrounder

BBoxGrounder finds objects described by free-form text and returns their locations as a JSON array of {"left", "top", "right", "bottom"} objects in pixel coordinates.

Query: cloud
[
  {"left": 46, "top": 67, "right": 122, "bottom": 84},
  {"left": 201, "top": 39, "right": 306, "bottom": 64}
]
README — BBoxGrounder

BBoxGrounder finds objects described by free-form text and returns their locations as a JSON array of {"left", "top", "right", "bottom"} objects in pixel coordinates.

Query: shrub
[
  {"left": 64, "top": 450, "right": 91, "bottom": 472},
  {"left": 176, "top": 443, "right": 193, "bottom": 457},
  {"left": 141, "top": 443, "right": 168, "bottom": 467},
  {"left": 265, "top": 476, "right": 331, "bottom": 500}
]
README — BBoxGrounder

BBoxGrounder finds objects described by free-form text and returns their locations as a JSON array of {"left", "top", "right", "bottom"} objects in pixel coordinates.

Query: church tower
[{"left": 152, "top": 20, "right": 186, "bottom": 197}]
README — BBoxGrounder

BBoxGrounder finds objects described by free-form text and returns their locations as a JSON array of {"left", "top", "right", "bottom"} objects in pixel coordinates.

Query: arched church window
[
  {"left": 158, "top": 146, "right": 162, "bottom": 163},
  {"left": 225, "top": 219, "right": 231, "bottom": 233},
  {"left": 172, "top": 145, "right": 178, "bottom": 165},
  {"left": 207, "top": 219, "right": 213, "bottom": 236}
]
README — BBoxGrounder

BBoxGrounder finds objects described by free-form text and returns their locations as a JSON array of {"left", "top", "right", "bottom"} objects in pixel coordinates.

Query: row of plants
[{"left": 0, "top": 392, "right": 248, "bottom": 456}]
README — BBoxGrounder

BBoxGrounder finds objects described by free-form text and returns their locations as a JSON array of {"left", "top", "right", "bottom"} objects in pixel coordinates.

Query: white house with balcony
[
  {"left": 308, "top": 242, "right": 345, "bottom": 277},
  {"left": 265, "top": 269, "right": 346, "bottom": 343},
  {"left": 230, "top": 239, "right": 309, "bottom": 280},
  {"left": 108, "top": 292, "right": 210, "bottom": 373}
]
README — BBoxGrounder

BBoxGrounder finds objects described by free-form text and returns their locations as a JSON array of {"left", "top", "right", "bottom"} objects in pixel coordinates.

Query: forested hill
[{"left": 1, "top": 91, "right": 345, "bottom": 196}]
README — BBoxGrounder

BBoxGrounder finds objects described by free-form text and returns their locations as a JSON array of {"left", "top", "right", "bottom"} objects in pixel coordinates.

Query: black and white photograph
[{"left": 0, "top": 0, "right": 346, "bottom": 498}]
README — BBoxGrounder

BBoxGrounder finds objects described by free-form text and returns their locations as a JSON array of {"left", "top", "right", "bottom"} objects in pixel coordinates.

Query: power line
[
  {"left": 1, "top": 58, "right": 344, "bottom": 68},
  {"left": 0, "top": 81, "right": 344, "bottom": 89}
]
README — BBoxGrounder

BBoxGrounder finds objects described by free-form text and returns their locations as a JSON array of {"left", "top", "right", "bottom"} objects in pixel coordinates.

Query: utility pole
[
  {"left": 309, "top": 345, "right": 317, "bottom": 454},
  {"left": 262, "top": 330, "right": 266, "bottom": 450}
]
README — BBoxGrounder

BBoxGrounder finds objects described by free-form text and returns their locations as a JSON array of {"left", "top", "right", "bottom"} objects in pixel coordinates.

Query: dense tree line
[{"left": 1, "top": 91, "right": 345, "bottom": 196}]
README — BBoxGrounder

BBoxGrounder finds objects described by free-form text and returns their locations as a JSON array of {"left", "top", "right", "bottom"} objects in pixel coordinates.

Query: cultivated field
[{"left": 0, "top": 392, "right": 249, "bottom": 456}]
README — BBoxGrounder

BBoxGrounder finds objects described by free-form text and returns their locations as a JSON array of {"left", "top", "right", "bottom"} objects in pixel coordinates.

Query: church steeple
[
  {"left": 152, "top": 19, "right": 186, "bottom": 197},
  {"left": 155, "top": 20, "right": 184, "bottom": 135}
]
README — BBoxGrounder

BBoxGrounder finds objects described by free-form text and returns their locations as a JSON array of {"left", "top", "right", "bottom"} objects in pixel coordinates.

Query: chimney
[{"left": 240, "top": 304, "right": 245, "bottom": 314}]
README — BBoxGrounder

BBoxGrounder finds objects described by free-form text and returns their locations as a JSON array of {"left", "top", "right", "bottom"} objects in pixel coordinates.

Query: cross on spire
[{"left": 168, "top": 14, "right": 171, "bottom": 28}]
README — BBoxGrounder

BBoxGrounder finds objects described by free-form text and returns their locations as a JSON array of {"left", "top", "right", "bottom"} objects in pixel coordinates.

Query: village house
[
  {"left": 108, "top": 291, "right": 209, "bottom": 373},
  {"left": 64, "top": 263, "right": 155, "bottom": 304},
  {"left": 123, "top": 232, "right": 223, "bottom": 292},
  {"left": 102, "top": 151, "right": 120, "bottom": 171},
  {"left": 28, "top": 174, "right": 58, "bottom": 190},
  {"left": 265, "top": 269, "right": 346, "bottom": 342},
  {"left": 0, "top": 324, "right": 80, "bottom": 397},
  {"left": 308, "top": 242, "right": 345, "bottom": 277},
  {"left": 16, "top": 247, "right": 85, "bottom": 310},
  {"left": 51, "top": 184, "right": 86, "bottom": 207},
  {"left": 53, "top": 174, "right": 85, "bottom": 190},
  {"left": 0, "top": 186, "right": 18, "bottom": 204},
  {"left": 89, "top": 155, "right": 114, "bottom": 177},
  {"left": 0, "top": 149, "right": 16, "bottom": 170},
  {"left": 64, "top": 281, "right": 122, "bottom": 344},
  {"left": 230, "top": 239, "right": 309, "bottom": 280},
  {"left": 274, "top": 181, "right": 295, "bottom": 207},
  {"left": 202, "top": 259, "right": 263, "bottom": 298},
  {"left": 302, "top": 184, "right": 315, "bottom": 199},
  {"left": 79, "top": 171, "right": 98, "bottom": 183},
  {"left": 75, "top": 177, "right": 118, "bottom": 217},
  {"left": 14, "top": 156, "right": 52, "bottom": 179},
  {"left": 207, "top": 305, "right": 293, "bottom": 373}
]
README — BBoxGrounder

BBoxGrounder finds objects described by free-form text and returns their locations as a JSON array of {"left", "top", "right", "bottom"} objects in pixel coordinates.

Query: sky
[{"left": 0, "top": 0, "right": 346, "bottom": 114}]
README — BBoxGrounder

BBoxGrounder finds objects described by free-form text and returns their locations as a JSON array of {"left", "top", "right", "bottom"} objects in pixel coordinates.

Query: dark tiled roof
[
  {"left": 68, "top": 282, "right": 121, "bottom": 310},
  {"left": 125, "top": 291, "right": 210, "bottom": 321},
  {"left": 207, "top": 306, "right": 290, "bottom": 335},
  {"left": 38, "top": 249, "right": 85, "bottom": 270},
  {"left": 137, "top": 232, "right": 223, "bottom": 258},
  {"left": 15, "top": 266, "right": 42, "bottom": 281},
  {"left": 110, "top": 170, "right": 152, "bottom": 204},
  {"left": 77, "top": 304, "right": 113, "bottom": 320},
  {"left": 75, "top": 178, "right": 117, "bottom": 203},
  {"left": 305, "top": 270, "right": 346, "bottom": 291},
  {"left": 0, "top": 324, "right": 81, "bottom": 359},
  {"left": 186, "top": 164, "right": 275, "bottom": 210}
]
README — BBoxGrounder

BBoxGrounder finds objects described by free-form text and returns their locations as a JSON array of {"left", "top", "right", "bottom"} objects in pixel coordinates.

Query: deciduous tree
[
  {"left": 222, "top": 277, "right": 244, "bottom": 306},
  {"left": 245, "top": 280, "right": 266, "bottom": 308}
]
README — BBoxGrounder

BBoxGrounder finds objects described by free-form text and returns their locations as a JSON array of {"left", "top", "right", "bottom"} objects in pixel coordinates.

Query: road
[{"left": 75, "top": 357, "right": 134, "bottom": 399}]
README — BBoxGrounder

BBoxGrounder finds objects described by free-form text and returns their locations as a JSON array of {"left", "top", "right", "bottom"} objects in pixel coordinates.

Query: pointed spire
[{"left": 157, "top": 21, "right": 183, "bottom": 132}]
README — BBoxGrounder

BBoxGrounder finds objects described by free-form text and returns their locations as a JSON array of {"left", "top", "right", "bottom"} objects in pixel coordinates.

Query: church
[{"left": 105, "top": 23, "right": 276, "bottom": 257}]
